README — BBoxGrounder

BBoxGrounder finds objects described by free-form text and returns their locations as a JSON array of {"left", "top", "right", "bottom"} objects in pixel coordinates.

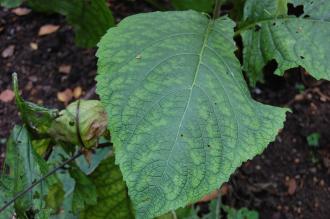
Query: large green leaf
[
  {"left": 171, "top": 0, "right": 215, "bottom": 12},
  {"left": 28, "top": 0, "right": 115, "bottom": 47},
  {"left": 238, "top": 0, "right": 330, "bottom": 85},
  {"left": 97, "top": 10, "right": 287, "bottom": 218},
  {"left": 80, "top": 156, "right": 134, "bottom": 219}
]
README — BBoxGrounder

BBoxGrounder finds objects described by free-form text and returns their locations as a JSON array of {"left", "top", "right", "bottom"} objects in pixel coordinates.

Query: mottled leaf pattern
[
  {"left": 80, "top": 156, "right": 134, "bottom": 219},
  {"left": 239, "top": 0, "right": 330, "bottom": 85},
  {"left": 97, "top": 11, "right": 287, "bottom": 218}
]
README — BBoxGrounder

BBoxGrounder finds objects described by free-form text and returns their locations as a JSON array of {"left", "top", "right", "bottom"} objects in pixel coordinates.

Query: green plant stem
[
  {"left": 171, "top": 210, "right": 177, "bottom": 219},
  {"left": 0, "top": 150, "right": 83, "bottom": 214},
  {"left": 213, "top": 0, "right": 222, "bottom": 19},
  {"left": 216, "top": 190, "right": 222, "bottom": 219}
]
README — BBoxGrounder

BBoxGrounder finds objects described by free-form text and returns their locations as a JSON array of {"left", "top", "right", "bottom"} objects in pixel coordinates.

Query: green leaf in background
[
  {"left": 1, "top": 126, "right": 56, "bottom": 217},
  {"left": 0, "top": 0, "right": 23, "bottom": 8},
  {"left": 13, "top": 73, "right": 59, "bottom": 136},
  {"left": 80, "top": 156, "right": 134, "bottom": 219},
  {"left": 45, "top": 182, "right": 65, "bottom": 210},
  {"left": 0, "top": 178, "right": 16, "bottom": 218},
  {"left": 222, "top": 206, "right": 259, "bottom": 219},
  {"left": 97, "top": 10, "right": 287, "bottom": 218},
  {"left": 171, "top": 0, "right": 215, "bottom": 12},
  {"left": 32, "top": 138, "right": 51, "bottom": 157},
  {"left": 307, "top": 132, "right": 321, "bottom": 147},
  {"left": 28, "top": 0, "right": 115, "bottom": 47},
  {"left": 238, "top": 0, "right": 330, "bottom": 85},
  {"left": 69, "top": 164, "right": 97, "bottom": 214},
  {"left": 1, "top": 126, "right": 65, "bottom": 217}
]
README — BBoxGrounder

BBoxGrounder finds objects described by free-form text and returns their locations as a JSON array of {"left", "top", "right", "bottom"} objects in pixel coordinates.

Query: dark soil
[{"left": 0, "top": 1, "right": 329, "bottom": 219}]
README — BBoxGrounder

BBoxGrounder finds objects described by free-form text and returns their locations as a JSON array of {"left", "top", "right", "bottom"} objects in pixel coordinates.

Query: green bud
[{"left": 48, "top": 100, "right": 108, "bottom": 148}]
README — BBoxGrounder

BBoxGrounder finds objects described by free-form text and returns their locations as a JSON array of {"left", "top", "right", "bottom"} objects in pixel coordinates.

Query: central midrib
[{"left": 162, "top": 19, "right": 214, "bottom": 177}]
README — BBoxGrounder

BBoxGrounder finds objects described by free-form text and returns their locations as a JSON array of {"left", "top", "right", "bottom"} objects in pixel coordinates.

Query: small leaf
[
  {"left": 38, "top": 24, "right": 60, "bottom": 36},
  {"left": 307, "top": 132, "right": 321, "bottom": 147},
  {"left": 13, "top": 73, "right": 59, "bottom": 135},
  {"left": 80, "top": 156, "right": 134, "bottom": 219},
  {"left": 97, "top": 10, "right": 288, "bottom": 218}
]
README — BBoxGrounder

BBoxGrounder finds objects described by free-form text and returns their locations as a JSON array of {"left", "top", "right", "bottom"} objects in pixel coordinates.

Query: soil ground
[{"left": 0, "top": 1, "right": 329, "bottom": 219}]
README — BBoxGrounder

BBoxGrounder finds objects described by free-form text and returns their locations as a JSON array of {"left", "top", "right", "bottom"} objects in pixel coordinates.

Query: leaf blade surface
[{"left": 97, "top": 11, "right": 287, "bottom": 218}]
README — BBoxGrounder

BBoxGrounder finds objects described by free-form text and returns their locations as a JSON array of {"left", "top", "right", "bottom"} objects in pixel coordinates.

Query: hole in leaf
[
  {"left": 69, "top": 121, "right": 75, "bottom": 126},
  {"left": 287, "top": 3, "right": 304, "bottom": 17},
  {"left": 254, "top": 24, "right": 261, "bottom": 32}
]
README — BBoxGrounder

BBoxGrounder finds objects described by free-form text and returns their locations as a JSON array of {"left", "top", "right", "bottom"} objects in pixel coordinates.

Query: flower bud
[{"left": 48, "top": 100, "right": 108, "bottom": 148}]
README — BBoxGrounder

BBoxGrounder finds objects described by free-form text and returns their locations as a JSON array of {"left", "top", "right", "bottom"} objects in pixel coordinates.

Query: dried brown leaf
[
  {"left": 1, "top": 45, "right": 15, "bottom": 58},
  {"left": 0, "top": 89, "right": 15, "bottom": 102},
  {"left": 58, "top": 64, "right": 71, "bottom": 74},
  {"left": 38, "top": 24, "right": 60, "bottom": 36},
  {"left": 11, "top": 7, "right": 31, "bottom": 16},
  {"left": 57, "top": 89, "right": 73, "bottom": 104}
]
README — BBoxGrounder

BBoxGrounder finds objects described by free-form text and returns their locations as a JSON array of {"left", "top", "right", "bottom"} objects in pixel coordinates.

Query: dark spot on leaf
[
  {"left": 69, "top": 121, "right": 75, "bottom": 126},
  {"left": 272, "top": 22, "right": 276, "bottom": 26},
  {"left": 17, "top": 140, "right": 22, "bottom": 144},
  {"left": 214, "top": 102, "right": 217, "bottom": 105},
  {"left": 287, "top": 3, "right": 304, "bottom": 17},
  {"left": 303, "top": 14, "right": 310, "bottom": 18},
  {"left": 254, "top": 25, "right": 261, "bottom": 32},
  {"left": 300, "top": 56, "right": 305, "bottom": 59},
  {"left": 207, "top": 144, "right": 210, "bottom": 147},
  {"left": 180, "top": 134, "right": 184, "bottom": 137}
]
